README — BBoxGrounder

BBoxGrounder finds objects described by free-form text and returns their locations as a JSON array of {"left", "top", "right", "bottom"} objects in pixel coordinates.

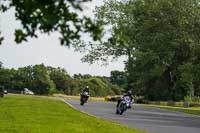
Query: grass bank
[
  {"left": 0, "top": 95, "right": 145, "bottom": 133},
  {"left": 159, "top": 106, "right": 200, "bottom": 116},
  {"left": 143, "top": 104, "right": 200, "bottom": 116},
  {"left": 54, "top": 93, "right": 105, "bottom": 102}
]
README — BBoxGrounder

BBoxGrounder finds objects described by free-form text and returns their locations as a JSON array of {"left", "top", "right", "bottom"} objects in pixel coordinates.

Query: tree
[
  {"left": 0, "top": 61, "right": 2, "bottom": 68},
  {"left": 82, "top": 0, "right": 200, "bottom": 100},
  {"left": 48, "top": 66, "right": 70, "bottom": 91},
  {"left": 0, "top": 85, "right": 4, "bottom": 97},
  {"left": 73, "top": 73, "right": 92, "bottom": 79},
  {"left": 32, "top": 64, "right": 55, "bottom": 94},
  {"left": 110, "top": 70, "right": 127, "bottom": 88},
  {"left": 0, "top": 32, "right": 3, "bottom": 45},
  {"left": 0, "top": 68, "right": 17, "bottom": 90},
  {"left": 0, "top": 0, "right": 102, "bottom": 45}
]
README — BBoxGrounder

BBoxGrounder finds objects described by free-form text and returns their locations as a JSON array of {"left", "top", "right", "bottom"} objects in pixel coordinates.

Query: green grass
[
  {"left": 54, "top": 94, "right": 105, "bottom": 102},
  {"left": 0, "top": 95, "right": 145, "bottom": 133},
  {"left": 159, "top": 106, "right": 200, "bottom": 116},
  {"left": 142, "top": 104, "right": 200, "bottom": 116}
]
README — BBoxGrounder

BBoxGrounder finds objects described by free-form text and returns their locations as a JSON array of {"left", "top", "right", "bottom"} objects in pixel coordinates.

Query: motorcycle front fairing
[{"left": 123, "top": 96, "right": 131, "bottom": 107}]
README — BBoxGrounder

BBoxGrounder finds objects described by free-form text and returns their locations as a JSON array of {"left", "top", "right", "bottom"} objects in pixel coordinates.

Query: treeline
[
  {"left": 110, "top": 69, "right": 200, "bottom": 101},
  {"left": 0, "top": 63, "right": 123, "bottom": 96}
]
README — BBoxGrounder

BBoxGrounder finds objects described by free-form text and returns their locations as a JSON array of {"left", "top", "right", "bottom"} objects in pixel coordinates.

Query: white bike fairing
[
  {"left": 83, "top": 92, "right": 89, "bottom": 95},
  {"left": 123, "top": 96, "right": 131, "bottom": 103}
]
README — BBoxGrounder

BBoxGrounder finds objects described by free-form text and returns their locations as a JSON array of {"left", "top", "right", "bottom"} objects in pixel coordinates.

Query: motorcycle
[
  {"left": 116, "top": 96, "right": 131, "bottom": 115},
  {"left": 80, "top": 91, "right": 89, "bottom": 106}
]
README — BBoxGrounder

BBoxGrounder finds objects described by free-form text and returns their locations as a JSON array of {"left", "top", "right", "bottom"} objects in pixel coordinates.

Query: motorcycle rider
[
  {"left": 116, "top": 90, "right": 133, "bottom": 108},
  {"left": 80, "top": 86, "right": 90, "bottom": 101},
  {"left": 81, "top": 86, "right": 89, "bottom": 94}
]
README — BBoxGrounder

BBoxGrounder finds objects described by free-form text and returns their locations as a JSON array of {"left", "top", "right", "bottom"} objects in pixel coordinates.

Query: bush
[
  {"left": 86, "top": 78, "right": 115, "bottom": 96},
  {"left": 133, "top": 96, "right": 146, "bottom": 104},
  {"left": 105, "top": 96, "right": 121, "bottom": 102},
  {"left": 0, "top": 85, "right": 4, "bottom": 98},
  {"left": 184, "top": 96, "right": 200, "bottom": 103},
  {"left": 189, "top": 102, "right": 200, "bottom": 107},
  {"left": 175, "top": 102, "right": 184, "bottom": 107},
  {"left": 167, "top": 101, "right": 176, "bottom": 106},
  {"left": 183, "top": 102, "right": 190, "bottom": 108},
  {"left": 160, "top": 101, "right": 168, "bottom": 106},
  {"left": 184, "top": 96, "right": 200, "bottom": 107}
]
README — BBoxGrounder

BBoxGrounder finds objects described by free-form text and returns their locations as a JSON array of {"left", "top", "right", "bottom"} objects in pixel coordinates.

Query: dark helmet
[{"left": 127, "top": 90, "right": 132, "bottom": 95}]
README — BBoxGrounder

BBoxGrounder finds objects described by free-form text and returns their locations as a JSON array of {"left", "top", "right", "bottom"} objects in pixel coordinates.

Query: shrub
[
  {"left": 133, "top": 96, "right": 146, "bottom": 103},
  {"left": 0, "top": 85, "right": 4, "bottom": 98},
  {"left": 167, "top": 101, "right": 176, "bottom": 106},
  {"left": 105, "top": 96, "right": 121, "bottom": 102},
  {"left": 160, "top": 101, "right": 168, "bottom": 106},
  {"left": 189, "top": 102, "right": 200, "bottom": 107},
  {"left": 175, "top": 102, "right": 183, "bottom": 107}
]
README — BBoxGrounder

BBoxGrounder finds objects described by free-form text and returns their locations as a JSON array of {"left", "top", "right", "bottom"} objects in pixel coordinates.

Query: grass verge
[
  {"left": 142, "top": 104, "right": 200, "bottom": 116},
  {"left": 0, "top": 95, "right": 145, "bottom": 133},
  {"left": 159, "top": 106, "right": 200, "bottom": 116},
  {"left": 54, "top": 94, "right": 105, "bottom": 102}
]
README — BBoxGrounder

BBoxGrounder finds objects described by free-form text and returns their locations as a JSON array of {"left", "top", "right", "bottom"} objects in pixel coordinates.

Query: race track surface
[{"left": 64, "top": 99, "right": 200, "bottom": 133}]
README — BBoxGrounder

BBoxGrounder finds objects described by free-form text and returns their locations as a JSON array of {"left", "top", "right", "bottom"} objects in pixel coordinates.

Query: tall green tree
[
  {"left": 110, "top": 70, "right": 127, "bottom": 88},
  {"left": 0, "top": 68, "right": 17, "bottom": 90},
  {"left": 0, "top": 61, "right": 2, "bottom": 68},
  {"left": 32, "top": 64, "right": 55, "bottom": 94},
  {"left": 82, "top": 0, "right": 200, "bottom": 100},
  {"left": 48, "top": 66, "right": 70, "bottom": 92}
]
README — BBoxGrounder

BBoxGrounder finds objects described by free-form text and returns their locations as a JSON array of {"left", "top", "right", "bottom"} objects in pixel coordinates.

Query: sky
[{"left": 0, "top": 0, "right": 125, "bottom": 76}]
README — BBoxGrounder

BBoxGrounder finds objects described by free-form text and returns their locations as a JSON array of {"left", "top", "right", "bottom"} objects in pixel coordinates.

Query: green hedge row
[{"left": 104, "top": 95, "right": 200, "bottom": 107}]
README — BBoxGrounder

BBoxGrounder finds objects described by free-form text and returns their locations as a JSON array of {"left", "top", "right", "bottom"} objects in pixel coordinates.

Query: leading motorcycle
[
  {"left": 116, "top": 96, "right": 131, "bottom": 115},
  {"left": 80, "top": 91, "right": 89, "bottom": 106}
]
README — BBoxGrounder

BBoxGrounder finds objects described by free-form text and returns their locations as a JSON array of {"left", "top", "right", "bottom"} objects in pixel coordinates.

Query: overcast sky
[{"left": 0, "top": 0, "right": 125, "bottom": 76}]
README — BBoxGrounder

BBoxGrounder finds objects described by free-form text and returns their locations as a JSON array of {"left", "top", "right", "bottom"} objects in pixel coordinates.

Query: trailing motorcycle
[
  {"left": 116, "top": 96, "right": 131, "bottom": 115},
  {"left": 80, "top": 91, "right": 89, "bottom": 106}
]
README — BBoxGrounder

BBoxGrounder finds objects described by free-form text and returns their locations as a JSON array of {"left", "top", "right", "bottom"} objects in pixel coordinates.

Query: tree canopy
[
  {"left": 1, "top": 0, "right": 200, "bottom": 101},
  {"left": 0, "top": 63, "right": 123, "bottom": 96},
  {"left": 82, "top": 0, "right": 200, "bottom": 100},
  {"left": 0, "top": 0, "right": 102, "bottom": 45}
]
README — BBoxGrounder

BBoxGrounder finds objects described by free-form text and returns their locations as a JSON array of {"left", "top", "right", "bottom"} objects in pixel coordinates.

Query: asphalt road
[{"left": 64, "top": 99, "right": 200, "bottom": 133}]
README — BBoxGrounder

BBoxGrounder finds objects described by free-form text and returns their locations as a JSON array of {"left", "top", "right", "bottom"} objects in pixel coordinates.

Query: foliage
[
  {"left": 32, "top": 64, "right": 56, "bottom": 94},
  {"left": 48, "top": 66, "right": 70, "bottom": 91},
  {"left": 0, "top": 63, "right": 122, "bottom": 96},
  {"left": 82, "top": 0, "right": 200, "bottom": 101},
  {"left": 0, "top": 0, "right": 103, "bottom": 45},
  {"left": 86, "top": 77, "right": 115, "bottom": 96},
  {"left": 0, "top": 85, "right": 4, "bottom": 98},
  {"left": 110, "top": 70, "right": 127, "bottom": 89},
  {"left": 184, "top": 96, "right": 200, "bottom": 103},
  {"left": 105, "top": 96, "right": 121, "bottom": 102},
  {"left": 73, "top": 73, "right": 92, "bottom": 80},
  {"left": 0, "top": 61, "right": 2, "bottom": 68}
]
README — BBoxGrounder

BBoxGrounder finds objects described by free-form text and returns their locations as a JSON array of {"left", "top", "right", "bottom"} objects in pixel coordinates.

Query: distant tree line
[{"left": 0, "top": 62, "right": 123, "bottom": 96}]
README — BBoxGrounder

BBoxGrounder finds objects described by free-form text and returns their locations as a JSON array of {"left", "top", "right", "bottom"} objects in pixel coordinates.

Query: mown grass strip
[
  {"left": 141, "top": 104, "right": 200, "bottom": 116},
  {"left": 160, "top": 106, "right": 200, "bottom": 116},
  {"left": 54, "top": 94, "right": 105, "bottom": 102}
]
